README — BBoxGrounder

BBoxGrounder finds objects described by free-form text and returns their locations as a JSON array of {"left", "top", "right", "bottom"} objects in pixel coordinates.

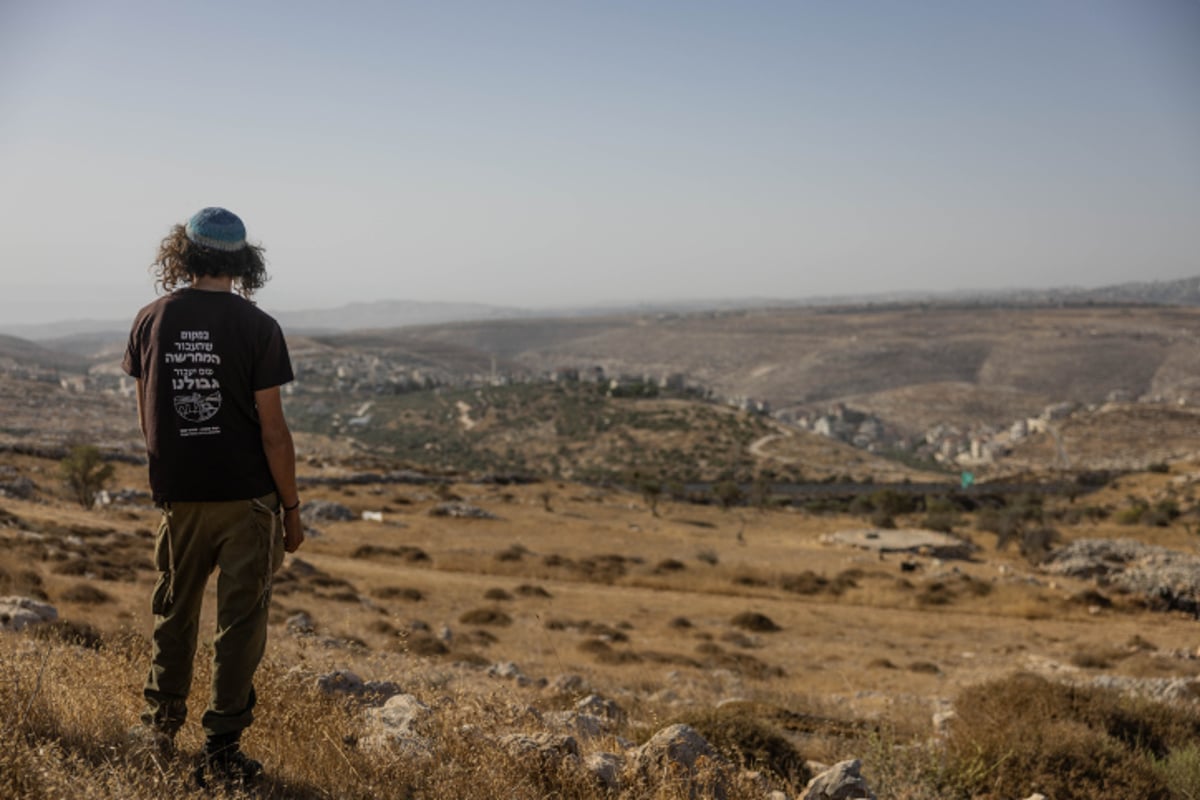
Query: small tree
[
  {"left": 639, "top": 478, "right": 663, "bottom": 517},
  {"left": 60, "top": 445, "right": 114, "bottom": 509},
  {"left": 712, "top": 480, "right": 744, "bottom": 511}
]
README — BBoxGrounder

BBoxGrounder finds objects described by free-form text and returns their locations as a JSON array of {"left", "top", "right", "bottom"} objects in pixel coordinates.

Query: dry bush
[
  {"left": 514, "top": 584, "right": 551, "bottom": 598},
  {"left": 667, "top": 707, "right": 812, "bottom": 791},
  {"left": 459, "top": 608, "right": 512, "bottom": 626},
  {"left": 371, "top": 585, "right": 424, "bottom": 602},
  {"left": 59, "top": 584, "right": 113, "bottom": 605},
  {"left": 351, "top": 544, "right": 430, "bottom": 563},
  {"left": 483, "top": 587, "right": 513, "bottom": 601},
  {"left": 730, "top": 612, "right": 780, "bottom": 633},
  {"left": 941, "top": 672, "right": 1200, "bottom": 800},
  {"left": 29, "top": 619, "right": 104, "bottom": 650},
  {"left": 0, "top": 565, "right": 48, "bottom": 599}
]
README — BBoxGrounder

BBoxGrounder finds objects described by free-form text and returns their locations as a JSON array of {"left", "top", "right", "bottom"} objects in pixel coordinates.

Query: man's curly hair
[{"left": 152, "top": 224, "right": 269, "bottom": 298}]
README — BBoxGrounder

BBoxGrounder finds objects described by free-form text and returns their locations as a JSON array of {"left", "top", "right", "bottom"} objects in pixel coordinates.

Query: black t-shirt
[{"left": 122, "top": 289, "right": 294, "bottom": 503}]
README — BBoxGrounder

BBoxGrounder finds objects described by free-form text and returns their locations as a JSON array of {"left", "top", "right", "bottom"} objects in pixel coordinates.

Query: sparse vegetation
[{"left": 59, "top": 444, "right": 114, "bottom": 509}]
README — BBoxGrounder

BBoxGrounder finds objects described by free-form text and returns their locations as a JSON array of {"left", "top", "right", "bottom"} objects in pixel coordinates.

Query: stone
[
  {"left": 362, "top": 693, "right": 434, "bottom": 754},
  {"left": 499, "top": 732, "right": 580, "bottom": 769},
  {"left": 315, "top": 669, "right": 402, "bottom": 700},
  {"left": 549, "top": 673, "right": 587, "bottom": 693},
  {"left": 0, "top": 596, "right": 57, "bottom": 632},
  {"left": 545, "top": 711, "right": 605, "bottom": 739},
  {"left": 801, "top": 759, "right": 876, "bottom": 800},
  {"left": 585, "top": 752, "right": 624, "bottom": 792},
  {"left": 630, "top": 723, "right": 731, "bottom": 800},
  {"left": 286, "top": 611, "right": 315, "bottom": 635},
  {"left": 301, "top": 500, "right": 355, "bottom": 522},
  {"left": 488, "top": 661, "right": 533, "bottom": 686},
  {"left": 375, "top": 693, "right": 432, "bottom": 732},
  {"left": 1042, "top": 538, "right": 1200, "bottom": 615},
  {"left": 576, "top": 693, "right": 625, "bottom": 723},
  {"left": 316, "top": 669, "right": 364, "bottom": 695},
  {"left": 429, "top": 501, "right": 497, "bottom": 520}
]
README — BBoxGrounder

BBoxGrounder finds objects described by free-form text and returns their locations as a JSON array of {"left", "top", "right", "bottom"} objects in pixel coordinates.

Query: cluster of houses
[{"left": 781, "top": 400, "right": 1085, "bottom": 467}]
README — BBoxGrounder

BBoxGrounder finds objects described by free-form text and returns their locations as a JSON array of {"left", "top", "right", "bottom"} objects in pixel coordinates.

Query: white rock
[{"left": 0, "top": 596, "right": 57, "bottom": 632}]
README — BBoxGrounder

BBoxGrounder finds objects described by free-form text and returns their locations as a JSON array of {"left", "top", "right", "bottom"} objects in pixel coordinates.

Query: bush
[
  {"left": 941, "top": 673, "right": 1200, "bottom": 799},
  {"left": 674, "top": 707, "right": 812, "bottom": 788},
  {"left": 59, "top": 445, "right": 114, "bottom": 509},
  {"left": 730, "top": 612, "right": 781, "bottom": 632}
]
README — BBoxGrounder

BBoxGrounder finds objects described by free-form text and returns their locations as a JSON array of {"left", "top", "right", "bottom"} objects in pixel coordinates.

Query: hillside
[
  {"left": 283, "top": 380, "right": 947, "bottom": 485},
  {"left": 0, "top": 333, "right": 91, "bottom": 373},
  {"left": 4, "top": 447, "right": 1200, "bottom": 799}
]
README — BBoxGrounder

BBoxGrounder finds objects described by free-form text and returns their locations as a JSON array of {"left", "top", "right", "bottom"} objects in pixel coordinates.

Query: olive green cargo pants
[{"left": 141, "top": 493, "right": 285, "bottom": 739}]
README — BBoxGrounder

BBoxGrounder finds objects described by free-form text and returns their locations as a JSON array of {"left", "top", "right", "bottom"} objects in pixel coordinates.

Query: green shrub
[{"left": 59, "top": 445, "right": 114, "bottom": 509}]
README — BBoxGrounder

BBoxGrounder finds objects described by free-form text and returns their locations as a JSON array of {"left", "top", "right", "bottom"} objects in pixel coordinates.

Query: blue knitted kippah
[{"left": 185, "top": 207, "right": 247, "bottom": 252}]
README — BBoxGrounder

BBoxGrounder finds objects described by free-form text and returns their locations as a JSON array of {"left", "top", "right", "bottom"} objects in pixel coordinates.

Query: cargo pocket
[
  {"left": 250, "top": 496, "right": 283, "bottom": 606},
  {"left": 151, "top": 510, "right": 173, "bottom": 615}
]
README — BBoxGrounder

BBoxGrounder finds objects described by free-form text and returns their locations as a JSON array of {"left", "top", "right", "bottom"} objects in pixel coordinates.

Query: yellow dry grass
[{"left": 4, "top": 452, "right": 1200, "bottom": 798}]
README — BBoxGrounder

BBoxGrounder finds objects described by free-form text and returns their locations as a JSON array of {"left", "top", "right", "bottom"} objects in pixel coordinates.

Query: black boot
[{"left": 196, "top": 732, "right": 263, "bottom": 789}]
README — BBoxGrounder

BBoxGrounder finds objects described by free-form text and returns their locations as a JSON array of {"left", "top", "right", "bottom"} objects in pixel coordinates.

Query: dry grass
[{"left": 5, "top": 451, "right": 1200, "bottom": 797}]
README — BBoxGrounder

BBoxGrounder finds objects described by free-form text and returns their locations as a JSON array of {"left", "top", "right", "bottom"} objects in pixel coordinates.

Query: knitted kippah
[{"left": 185, "top": 207, "right": 247, "bottom": 252}]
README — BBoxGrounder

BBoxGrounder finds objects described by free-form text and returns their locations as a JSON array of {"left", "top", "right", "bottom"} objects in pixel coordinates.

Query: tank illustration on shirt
[{"left": 169, "top": 329, "right": 223, "bottom": 435}]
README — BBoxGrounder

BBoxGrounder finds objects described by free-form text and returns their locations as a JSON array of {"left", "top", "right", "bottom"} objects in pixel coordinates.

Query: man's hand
[{"left": 283, "top": 507, "right": 305, "bottom": 553}]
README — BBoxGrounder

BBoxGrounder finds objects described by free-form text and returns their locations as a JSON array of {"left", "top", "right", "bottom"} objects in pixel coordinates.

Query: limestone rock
[
  {"left": 301, "top": 500, "right": 355, "bottom": 522},
  {"left": 499, "top": 732, "right": 580, "bottom": 769},
  {"left": 315, "top": 669, "right": 402, "bottom": 700},
  {"left": 429, "top": 501, "right": 497, "bottom": 520},
  {"left": 802, "top": 759, "right": 876, "bottom": 800},
  {"left": 362, "top": 693, "right": 433, "bottom": 753},
  {"left": 576, "top": 693, "right": 626, "bottom": 724},
  {"left": 286, "top": 611, "right": 315, "bottom": 635},
  {"left": 585, "top": 752, "right": 625, "bottom": 792},
  {"left": 629, "top": 723, "right": 731, "bottom": 800},
  {"left": 549, "top": 673, "right": 588, "bottom": 693},
  {"left": 0, "top": 596, "right": 57, "bottom": 632},
  {"left": 545, "top": 710, "right": 605, "bottom": 739}
]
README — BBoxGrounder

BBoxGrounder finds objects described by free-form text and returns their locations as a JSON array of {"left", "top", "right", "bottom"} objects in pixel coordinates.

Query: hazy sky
[{"left": 2, "top": 1, "right": 1198, "bottom": 325}]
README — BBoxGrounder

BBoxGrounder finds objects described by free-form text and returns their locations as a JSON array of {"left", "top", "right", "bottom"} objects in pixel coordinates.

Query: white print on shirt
[{"left": 169, "top": 330, "right": 222, "bottom": 433}]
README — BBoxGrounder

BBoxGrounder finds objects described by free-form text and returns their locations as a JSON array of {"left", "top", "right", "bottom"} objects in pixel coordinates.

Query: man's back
[{"left": 123, "top": 288, "right": 293, "bottom": 503}]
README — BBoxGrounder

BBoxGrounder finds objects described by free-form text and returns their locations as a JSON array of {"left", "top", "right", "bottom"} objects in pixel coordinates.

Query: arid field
[{"left": 4, "top": 444, "right": 1200, "bottom": 799}]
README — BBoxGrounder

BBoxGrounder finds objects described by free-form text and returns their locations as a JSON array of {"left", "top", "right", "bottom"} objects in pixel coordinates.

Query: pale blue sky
[{"left": 1, "top": 1, "right": 1198, "bottom": 325}]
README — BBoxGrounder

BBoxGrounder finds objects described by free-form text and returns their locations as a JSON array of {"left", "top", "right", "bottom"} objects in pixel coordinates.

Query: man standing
[{"left": 123, "top": 207, "right": 304, "bottom": 785}]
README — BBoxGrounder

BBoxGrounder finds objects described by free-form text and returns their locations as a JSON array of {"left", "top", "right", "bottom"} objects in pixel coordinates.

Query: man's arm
[
  {"left": 135, "top": 378, "right": 147, "bottom": 440},
  {"left": 255, "top": 386, "right": 304, "bottom": 553}
]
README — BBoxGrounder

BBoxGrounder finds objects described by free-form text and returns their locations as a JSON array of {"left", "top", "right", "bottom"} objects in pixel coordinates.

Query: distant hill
[
  {"left": 273, "top": 299, "right": 534, "bottom": 334},
  {"left": 0, "top": 334, "right": 90, "bottom": 373}
]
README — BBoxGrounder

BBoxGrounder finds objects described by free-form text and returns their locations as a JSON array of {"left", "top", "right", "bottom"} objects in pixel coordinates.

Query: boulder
[
  {"left": 0, "top": 596, "right": 57, "bottom": 632},
  {"left": 629, "top": 723, "right": 731, "bottom": 800},
  {"left": 545, "top": 711, "right": 606, "bottom": 739},
  {"left": 585, "top": 752, "right": 625, "bottom": 792},
  {"left": 361, "top": 693, "right": 433, "bottom": 753},
  {"left": 576, "top": 693, "right": 626, "bottom": 724},
  {"left": 801, "top": 759, "right": 876, "bottom": 800},
  {"left": 286, "top": 611, "right": 315, "bottom": 635},
  {"left": 301, "top": 500, "right": 355, "bottom": 522},
  {"left": 1042, "top": 538, "right": 1200, "bottom": 614},
  {"left": 315, "top": 669, "right": 402, "bottom": 700},
  {"left": 429, "top": 501, "right": 497, "bottom": 520},
  {"left": 499, "top": 732, "right": 580, "bottom": 769}
]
